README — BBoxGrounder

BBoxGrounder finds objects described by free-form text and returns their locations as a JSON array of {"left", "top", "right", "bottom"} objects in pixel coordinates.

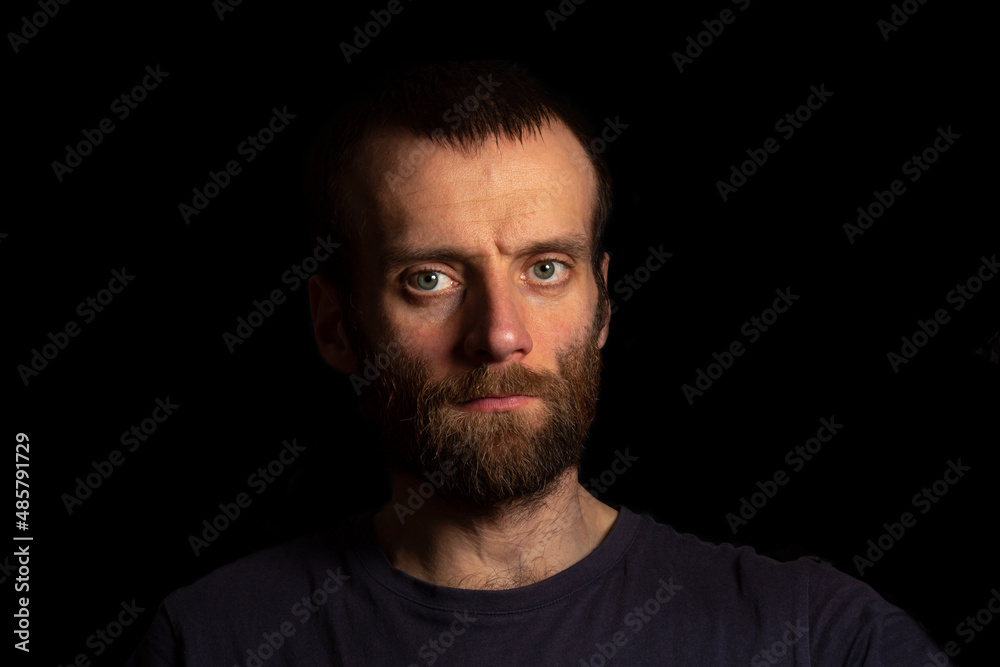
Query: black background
[{"left": 5, "top": 0, "right": 998, "bottom": 665}]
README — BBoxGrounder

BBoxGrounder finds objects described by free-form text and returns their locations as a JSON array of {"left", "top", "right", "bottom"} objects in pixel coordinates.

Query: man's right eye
[{"left": 409, "top": 271, "right": 452, "bottom": 292}]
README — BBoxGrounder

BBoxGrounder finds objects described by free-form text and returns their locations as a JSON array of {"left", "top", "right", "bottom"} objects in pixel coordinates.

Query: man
[{"left": 126, "top": 61, "right": 944, "bottom": 666}]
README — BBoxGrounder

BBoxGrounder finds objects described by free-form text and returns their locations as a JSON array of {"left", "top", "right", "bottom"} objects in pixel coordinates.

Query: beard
[{"left": 348, "top": 297, "right": 605, "bottom": 516}]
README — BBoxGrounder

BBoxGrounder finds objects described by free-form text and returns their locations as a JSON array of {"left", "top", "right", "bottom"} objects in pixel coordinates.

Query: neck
[{"left": 371, "top": 468, "right": 619, "bottom": 590}]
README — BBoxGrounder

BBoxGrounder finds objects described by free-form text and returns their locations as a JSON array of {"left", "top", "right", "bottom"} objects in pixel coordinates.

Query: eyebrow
[{"left": 380, "top": 234, "right": 593, "bottom": 273}]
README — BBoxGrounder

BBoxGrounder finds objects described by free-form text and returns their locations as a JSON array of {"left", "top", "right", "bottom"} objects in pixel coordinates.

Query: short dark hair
[{"left": 303, "top": 60, "right": 613, "bottom": 309}]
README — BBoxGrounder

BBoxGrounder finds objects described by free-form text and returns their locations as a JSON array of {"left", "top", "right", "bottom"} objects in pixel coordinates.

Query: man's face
[{"left": 337, "top": 120, "right": 610, "bottom": 513}]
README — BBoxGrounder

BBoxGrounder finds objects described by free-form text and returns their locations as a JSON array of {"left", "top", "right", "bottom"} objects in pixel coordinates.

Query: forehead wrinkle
[
  {"left": 401, "top": 172, "right": 590, "bottom": 224},
  {"left": 392, "top": 137, "right": 581, "bottom": 194},
  {"left": 364, "top": 121, "right": 597, "bottom": 260},
  {"left": 402, "top": 186, "right": 573, "bottom": 214},
  {"left": 393, "top": 172, "right": 554, "bottom": 200}
]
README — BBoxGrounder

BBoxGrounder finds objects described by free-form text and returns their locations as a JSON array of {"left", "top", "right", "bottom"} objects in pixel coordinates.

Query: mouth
[{"left": 457, "top": 394, "right": 536, "bottom": 413}]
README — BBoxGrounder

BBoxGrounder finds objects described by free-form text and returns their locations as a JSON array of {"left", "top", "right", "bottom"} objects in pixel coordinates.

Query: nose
[{"left": 462, "top": 276, "right": 533, "bottom": 366}]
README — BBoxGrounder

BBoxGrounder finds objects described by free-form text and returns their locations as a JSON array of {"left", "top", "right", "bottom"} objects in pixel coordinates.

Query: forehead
[{"left": 354, "top": 121, "right": 598, "bottom": 259}]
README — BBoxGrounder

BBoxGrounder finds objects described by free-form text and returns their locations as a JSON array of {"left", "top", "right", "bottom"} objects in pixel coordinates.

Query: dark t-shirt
[{"left": 125, "top": 506, "right": 942, "bottom": 666}]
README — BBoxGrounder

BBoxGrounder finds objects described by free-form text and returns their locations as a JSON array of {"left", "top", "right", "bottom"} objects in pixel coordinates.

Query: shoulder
[
  {"left": 125, "top": 524, "right": 356, "bottom": 666},
  {"left": 631, "top": 509, "right": 854, "bottom": 586},
  {"left": 626, "top": 509, "right": 940, "bottom": 660},
  {"left": 164, "top": 522, "right": 352, "bottom": 626}
]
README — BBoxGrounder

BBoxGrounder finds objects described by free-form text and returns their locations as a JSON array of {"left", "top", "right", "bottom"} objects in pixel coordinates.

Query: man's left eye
[{"left": 530, "top": 260, "right": 566, "bottom": 281}]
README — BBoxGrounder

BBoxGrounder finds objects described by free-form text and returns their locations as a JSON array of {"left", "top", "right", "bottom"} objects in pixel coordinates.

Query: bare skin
[
  {"left": 372, "top": 469, "right": 617, "bottom": 589},
  {"left": 309, "top": 120, "right": 618, "bottom": 590}
]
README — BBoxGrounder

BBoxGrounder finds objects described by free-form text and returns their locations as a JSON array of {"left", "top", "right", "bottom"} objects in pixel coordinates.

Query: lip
[{"left": 458, "top": 395, "right": 536, "bottom": 412}]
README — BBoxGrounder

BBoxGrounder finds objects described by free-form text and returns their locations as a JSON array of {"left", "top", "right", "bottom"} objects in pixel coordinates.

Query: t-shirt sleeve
[
  {"left": 805, "top": 560, "right": 944, "bottom": 665},
  {"left": 124, "top": 600, "right": 180, "bottom": 667}
]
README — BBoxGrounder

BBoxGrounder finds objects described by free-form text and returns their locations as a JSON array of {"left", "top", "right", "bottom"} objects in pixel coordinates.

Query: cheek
[
  {"left": 402, "top": 326, "right": 452, "bottom": 358},
  {"left": 380, "top": 309, "right": 458, "bottom": 369},
  {"left": 527, "top": 298, "right": 595, "bottom": 354}
]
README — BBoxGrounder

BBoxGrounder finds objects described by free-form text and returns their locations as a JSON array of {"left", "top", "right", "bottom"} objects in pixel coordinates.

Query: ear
[
  {"left": 308, "top": 273, "right": 360, "bottom": 374},
  {"left": 598, "top": 252, "right": 611, "bottom": 348}
]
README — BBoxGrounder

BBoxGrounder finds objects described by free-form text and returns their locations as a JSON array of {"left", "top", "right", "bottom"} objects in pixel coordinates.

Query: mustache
[{"left": 417, "top": 362, "right": 566, "bottom": 407}]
